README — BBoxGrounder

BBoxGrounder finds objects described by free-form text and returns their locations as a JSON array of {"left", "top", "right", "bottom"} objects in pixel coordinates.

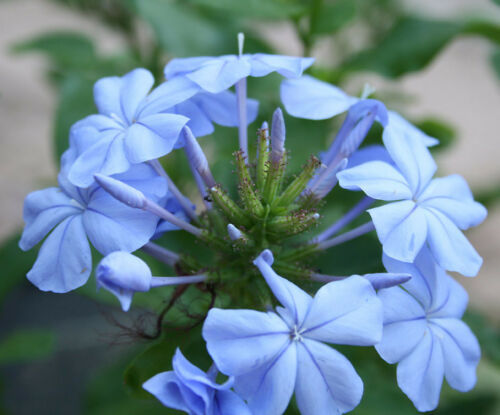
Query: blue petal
[
  {"left": 386, "top": 111, "right": 439, "bottom": 147},
  {"left": 280, "top": 75, "right": 356, "bottom": 120},
  {"left": 347, "top": 145, "right": 394, "bottom": 169},
  {"left": 213, "top": 389, "right": 252, "bottom": 415},
  {"left": 124, "top": 113, "right": 188, "bottom": 163},
  {"left": 165, "top": 56, "right": 217, "bottom": 79},
  {"left": 250, "top": 54, "right": 314, "bottom": 78},
  {"left": 429, "top": 318, "right": 480, "bottom": 392},
  {"left": 424, "top": 208, "right": 482, "bottom": 276},
  {"left": 382, "top": 125, "right": 437, "bottom": 196},
  {"left": 68, "top": 130, "right": 130, "bottom": 188},
  {"left": 337, "top": 161, "right": 413, "bottom": 201},
  {"left": 375, "top": 287, "right": 427, "bottom": 364},
  {"left": 19, "top": 188, "right": 82, "bottom": 251},
  {"left": 419, "top": 175, "right": 487, "bottom": 230},
  {"left": 27, "top": 215, "right": 91, "bottom": 293},
  {"left": 428, "top": 275, "right": 468, "bottom": 319},
  {"left": 93, "top": 75, "right": 124, "bottom": 119},
  {"left": 202, "top": 308, "right": 290, "bottom": 377},
  {"left": 397, "top": 329, "right": 444, "bottom": 412},
  {"left": 234, "top": 342, "right": 296, "bottom": 415},
  {"left": 369, "top": 201, "right": 427, "bottom": 262},
  {"left": 97, "top": 252, "right": 152, "bottom": 292},
  {"left": 171, "top": 100, "right": 214, "bottom": 139},
  {"left": 301, "top": 276, "right": 382, "bottom": 346},
  {"left": 295, "top": 339, "right": 363, "bottom": 415},
  {"left": 143, "top": 372, "right": 191, "bottom": 413},
  {"left": 119, "top": 68, "right": 154, "bottom": 123},
  {"left": 113, "top": 162, "right": 168, "bottom": 201},
  {"left": 253, "top": 250, "right": 313, "bottom": 325}
]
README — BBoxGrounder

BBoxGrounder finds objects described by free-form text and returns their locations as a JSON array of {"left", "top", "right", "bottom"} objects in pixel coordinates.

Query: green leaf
[
  {"left": 464, "top": 20, "right": 500, "bottom": 45},
  {"left": 491, "top": 48, "right": 500, "bottom": 79},
  {"left": 187, "top": 0, "right": 306, "bottom": 19},
  {"left": 312, "top": 0, "right": 357, "bottom": 35},
  {"left": 0, "top": 329, "right": 56, "bottom": 365},
  {"left": 132, "top": 0, "right": 233, "bottom": 56},
  {"left": 464, "top": 312, "right": 500, "bottom": 366},
  {"left": 415, "top": 117, "right": 456, "bottom": 151},
  {"left": 53, "top": 74, "right": 95, "bottom": 163},
  {"left": 344, "top": 17, "right": 463, "bottom": 78},
  {"left": 11, "top": 31, "right": 95, "bottom": 68},
  {"left": 0, "top": 233, "right": 36, "bottom": 302}
]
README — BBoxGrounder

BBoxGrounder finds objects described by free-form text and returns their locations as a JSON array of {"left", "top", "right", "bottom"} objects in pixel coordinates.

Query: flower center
[{"left": 290, "top": 325, "right": 304, "bottom": 342}]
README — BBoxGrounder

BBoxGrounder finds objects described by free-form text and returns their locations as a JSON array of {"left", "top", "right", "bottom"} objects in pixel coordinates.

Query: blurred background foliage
[{"left": 1, "top": 0, "right": 500, "bottom": 414}]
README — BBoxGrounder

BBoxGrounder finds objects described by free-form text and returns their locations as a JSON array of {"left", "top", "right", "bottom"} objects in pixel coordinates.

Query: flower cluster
[{"left": 20, "top": 34, "right": 486, "bottom": 414}]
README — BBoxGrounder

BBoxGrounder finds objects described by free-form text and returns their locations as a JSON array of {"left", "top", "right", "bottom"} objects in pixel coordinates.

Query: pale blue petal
[
  {"left": 301, "top": 276, "right": 382, "bottom": 346},
  {"left": 72, "top": 113, "right": 120, "bottom": 132},
  {"left": 143, "top": 372, "right": 191, "bottom": 413},
  {"left": 347, "top": 145, "right": 394, "bottom": 168},
  {"left": 428, "top": 274, "right": 468, "bottom": 319},
  {"left": 386, "top": 111, "right": 439, "bottom": 147},
  {"left": 97, "top": 251, "right": 152, "bottom": 292},
  {"left": 19, "top": 188, "right": 81, "bottom": 251},
  {"left": 93, "top": 75, "right": 124, "bottom": 119},
  {"left": 253, "top": 250, "right": 313, "bottom": 325},
  {"left": 119, "top": 68, "right": 154, "bottom": 123},
  {"left": 213, "top": 389, "right": 252, "bottom": 415},
  {"left": 124, "top": 113, "right": 188, "bottom": 163},
  {"left": 171, "top": 100, "right": 214, "bottom": 140},
  {"left": 337, "top": 161, "right": 413, "bottom": 201},
  {"left": 250, "top": 54, "right": 314, "bottom": 78},
  {"left": 27, "top": 216, "right": 91, "bottom": 293},
  {"left": 375, "top": 287, "right": 427, "bottom": 363},
  {"left": 113, "top": 163, "right": 168, "bottom": 201},
  {"left": 424, "top": 208, "right": 482, "bottom": 277},
  {"left": 397, "top": 329, "right": 444, "bottom": 412},
  {"left": 383, "top": 125, "right": 437, "bottom": 196},
  {"left": 280, "top": 75, "right": 357, "bottom": 120},
  {"left": 419, "top": 175, "right": 487, "bottom": 230},
  {"left": 429, "top": 318, "right": 480, "bottom": 392},
  {"left": 202, "top": 308, "right": 289, "bottom": 376},
  {"left": 68, "top": 130, "right": 130, "bottom": 188},
  {"left": 164, "top": 56, "right": 216, "bottom": 79},
  {"left": 234, "top": 342, "right": 296, "bottom": 415},
  {"left": 295, "top": 339, "right": 363, "bottom": 415}
]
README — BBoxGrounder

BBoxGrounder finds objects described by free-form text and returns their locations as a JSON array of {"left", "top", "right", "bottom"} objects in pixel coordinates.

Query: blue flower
[
  {"left": 165, "top": 53, "right": 314, "bottom": 94},
  {"left": 337, "top": 129, "right": 487, "bottom": 276},
  {"left": 202, "top": 250, "right": 382, "bottom": 415},
  {"left": 19, "top": 147, "right": 166, "bottom": 293},
  {"left": 67, "top": 68, "right": 196, "bottom": 187},
  {"left": 376, "top": 248, "right": 480, "bottom": 411},
  {"left": 281, "top": 75, "right": 439, "bottom": 147},
  {"left": 143, "top": 348, "right": 251, "bottom": 415}
]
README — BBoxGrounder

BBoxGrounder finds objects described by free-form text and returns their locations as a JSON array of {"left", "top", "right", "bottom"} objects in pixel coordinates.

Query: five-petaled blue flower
[
  {"left": 337, "top": 129, "right": 487, "bottom": 276},
  {"left": 19, "top": 145, "right": 166, "bottom": 293},
  {"left": 202, "top": 249, "right": 382, "bottom": 415},
  {"left": 376, "top": 247, "right": 480, "bottom": 411},
  {"left": 143, "top": 348, "right": 251, "bottom": 415}
]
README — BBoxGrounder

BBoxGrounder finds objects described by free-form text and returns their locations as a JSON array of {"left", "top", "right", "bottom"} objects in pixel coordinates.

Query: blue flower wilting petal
[
  {"left": 96, "top": 251, "right": 152, "bottom": 311},
  {"left": 203, "top": 250, "right": 383, "bottom": 415},
  {"left": 143, "top": 349, "right": 251, "bottom": 415},
  {"left": 376, "top": 249, "right": 480, "bottom": 411},
  {"left": 165, "top": 54, "right": 313, "bottom": 94},
  {"left": 67, "top": 69, "right": 191, "bottom": 187}
]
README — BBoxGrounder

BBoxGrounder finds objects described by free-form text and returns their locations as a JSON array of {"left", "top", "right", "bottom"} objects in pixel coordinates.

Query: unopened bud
[
  {"left": 94, "top": 174, "right": 146, "bottom": 209},
  {"left": 270, "top": 108, "right": 286, "bottom": 164},
  {"left": 183, "top": 126, "right": 215, "bottom": 187}
]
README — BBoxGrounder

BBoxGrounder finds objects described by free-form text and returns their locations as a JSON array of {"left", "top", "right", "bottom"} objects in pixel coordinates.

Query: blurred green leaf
[
  {"left": 464, "top": 312, "right": 500, "bottom": 366},
  {"left": 312, "top": 0, "right": 357, "bottom": 35},
  {"left": 132, "top": 0, "right": 233, "bottom": 56},
  {"left": 344, "top": 17, "right": 463, "bottom": 78},
  {"left": 11, "top": 31, "right": 96, "bottom": 68},
  {"left": 0, "top": 329, "right": 55, "bottom": 365},
  {"left": 464, "top": 20, "right": 500, "bottom": 45},
  {"left": 475, "top": 182, "right": 500, "bottom": 207},
  {"left": 53, "top": 74, "right": 95, "bottom": 163},
  {"left": 0, "top": 233, "right": 36, "bottom": 302},
  {"left": 188, "top": 0, "right": 306, "bottom": 19},
  {"left": 491, "top": 48, "right": 500, "bottom": 79},
  {"left": 415, "top": 117, "right": 456, "bottom": 151}
]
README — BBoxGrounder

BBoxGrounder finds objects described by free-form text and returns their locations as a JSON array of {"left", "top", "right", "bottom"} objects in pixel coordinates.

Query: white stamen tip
[
  {"left": 361, "top": 83, "right": 376, "bottom": 99},
  {"left": 238, "top": 32, "right": 245, "bottom": 57}
]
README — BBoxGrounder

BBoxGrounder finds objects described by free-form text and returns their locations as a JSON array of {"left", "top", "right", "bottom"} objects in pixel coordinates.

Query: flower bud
[{"left": 94, "top": 174, "right": 147, "bottom": 209}]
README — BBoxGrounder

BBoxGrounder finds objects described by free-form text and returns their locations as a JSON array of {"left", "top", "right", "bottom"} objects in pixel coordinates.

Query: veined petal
[
  {"left": 295, "top": 339, "right": 363, "bottom": 415},
  {"left": 301, "top": 276, "right": 382, "bottom": 346},
  {"left": 213, "top": 389, "right": 252, "bottom": 415},
  {"left": 112, "top": 163, "right": 168, "bottom": 201},
  {"left": 347, "top": 145, "right": 394, "bottom": 169},
  {"left": 171, "top": 100, "right": 214, "bottom": 140},
  {"left": 383, "top": 125, "right": 437, "bottom": 196},
  {"left": 119, "top": 68, "right": 154, "bottom": 123},
  {"left": 397, "top": 329, "right": 444, "bottom": 412},
  {"left": 376, "top": 287, "right": 427, "bottom": 364},
  {"left": 143, "top": 372, "right": 191, "bottom": 413},
  {"left": 202, "top": 308, "right": 290, "bottom": 376},
  {"left": 164, "top": 56, "right": 216, "bottom": 79},
  {"left": 250, "top": 54, "right": 314, "bottom": 78},
  {"left": 428, "top": 275, "right": 468, "bottom": 319},
  {"left": 280, "top": 75, "right": 356, "bottom": 120},
  {"left": 27, "top": 215, "right": 91, "bottom": 293},
  {"left": 253, "top": 250, "right": 313, "bottom": 326},
  {"left": 419, "top": 175, "right": 487, "bottom": 230},
  {"left": 424, "top": 208, "right": 482, "bottom": 277},
  {"left": 234, "top": 342, "right": 297, "bottom": 415},
  {"left": 429, "top": 318, "right": 480, "bottom": 392},
  {"left": 338, "top": 161, "right": 413, "bottom": 201},
  {"left": 93, "top": 75, "right": 124, "bottom": 119},
  {"left": 386, "top": 111, "right": 439, "bottom": 147},
  {"left": 19, "top": 188, "right": 81, "bottom": 251}
]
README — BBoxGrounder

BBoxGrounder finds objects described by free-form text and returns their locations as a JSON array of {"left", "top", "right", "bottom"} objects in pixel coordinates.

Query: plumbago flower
[
  {"left": 19, "top": 39, "right": 487, "bottom": 415},
  {"left": 203, "top": 250, "right": 382, "bottom": 415},
  {"left": 376, "top": 248, "right": 480, "bottom": 411}
]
